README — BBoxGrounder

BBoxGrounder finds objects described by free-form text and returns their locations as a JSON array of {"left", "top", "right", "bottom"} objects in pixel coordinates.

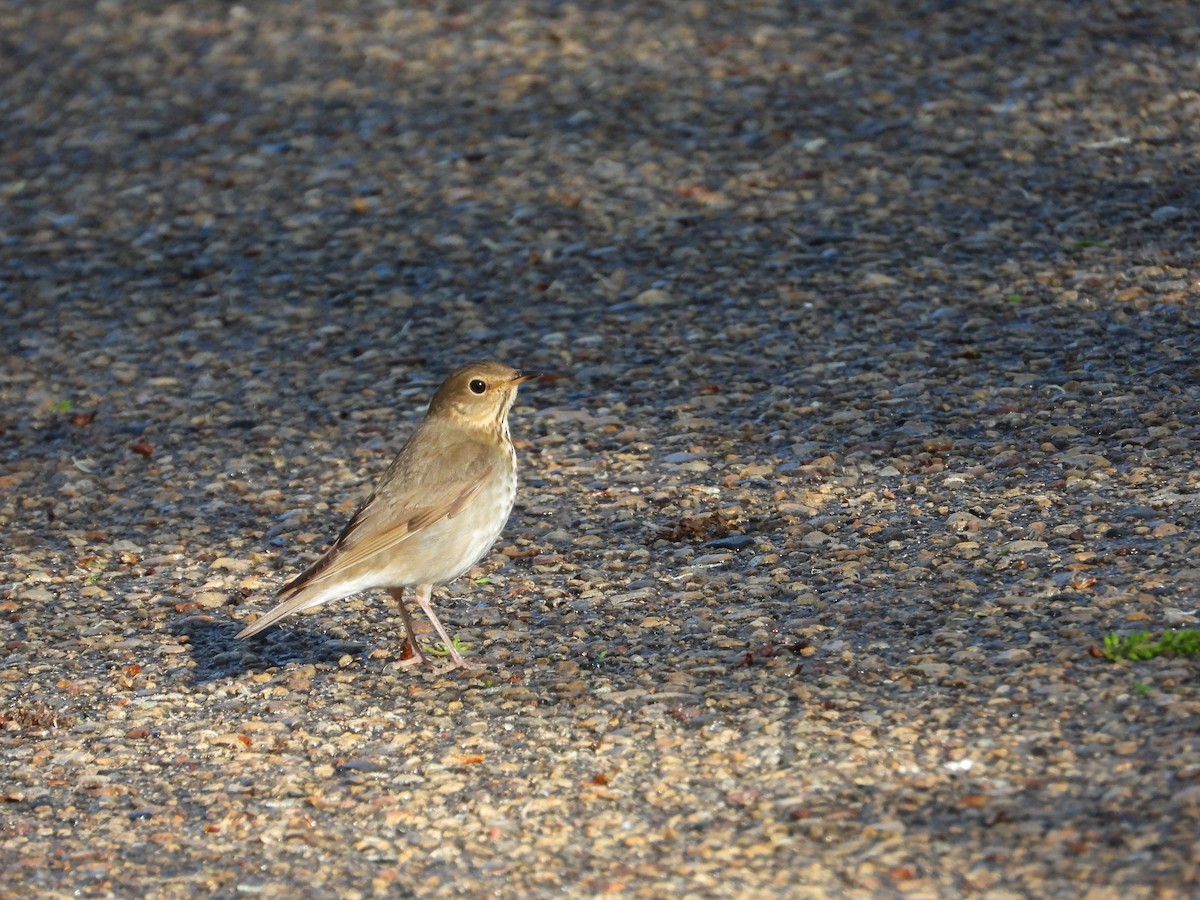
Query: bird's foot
[
  {"left": 386, "top": 638, "right": 427, "bottom": 669},
  {"left": 387, "top": 641, "right": 485, "bottom": 673}
]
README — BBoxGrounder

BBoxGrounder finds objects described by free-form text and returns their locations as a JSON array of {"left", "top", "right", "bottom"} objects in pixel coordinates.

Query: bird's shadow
[{"left": 170, "top": 615, "right": 367, "bottom": 685}]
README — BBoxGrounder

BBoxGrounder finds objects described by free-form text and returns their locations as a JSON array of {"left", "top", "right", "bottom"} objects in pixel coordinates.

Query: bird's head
[{"left": 427, "top": 360, "right": 539, "bottom": 430}]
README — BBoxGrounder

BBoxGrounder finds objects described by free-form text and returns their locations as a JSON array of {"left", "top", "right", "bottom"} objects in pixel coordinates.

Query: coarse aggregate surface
[{"left": 2, "top": 2, "right": 1199, "bottom": 897}]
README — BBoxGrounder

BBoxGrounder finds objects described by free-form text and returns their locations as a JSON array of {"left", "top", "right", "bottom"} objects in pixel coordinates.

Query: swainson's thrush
[{"left": 236, "top": 360, "right": 538, "bottom": 669}]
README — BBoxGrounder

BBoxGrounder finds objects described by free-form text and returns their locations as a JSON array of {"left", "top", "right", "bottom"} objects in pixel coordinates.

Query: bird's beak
[{"left": 503, "top": 371, "right": 542, "bottom": 388}]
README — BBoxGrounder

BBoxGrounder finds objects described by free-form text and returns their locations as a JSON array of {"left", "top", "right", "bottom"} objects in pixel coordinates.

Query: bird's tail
[{"left": 235, "top": 580, "right": 339, "bottom": 639}]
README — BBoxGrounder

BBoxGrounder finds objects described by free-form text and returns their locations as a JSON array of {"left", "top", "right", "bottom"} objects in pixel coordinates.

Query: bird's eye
[{"left": 469, "top": 378, "right": 487, "bottom": 395}]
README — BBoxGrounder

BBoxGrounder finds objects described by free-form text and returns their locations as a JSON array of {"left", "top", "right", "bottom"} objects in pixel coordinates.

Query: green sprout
[
  {"left": 52, "top": 400, "right": 73, "bottom": 413},
  {"left": 1005, "top": 293, "right": 1022, "bottom": 303},
  {"left": 425, "top": 635, "right": 471, "bottom": 658},
  {"left": 1102, "top": 629, "right": 1200, "bottom": 662}
]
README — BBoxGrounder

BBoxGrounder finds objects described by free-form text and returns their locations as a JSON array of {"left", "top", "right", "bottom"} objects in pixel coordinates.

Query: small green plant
[
  {"left": 473, "top": 577, "right": 490, "bottom": 585},
  {"left": 52, "top": 400, "right": 73, "bottom": 413},
  {"left": 425, "top": 636, "right": 471, "bottom": 658},
  {"left": 1005, "top": 293, "right": 1022, "bottom": 303},
  {"left": 1102, "top": 629, "right": 1200, "bottom": 662},
  {"left": 1133, "top": 681, "right": 1153, "bottom": 696}
]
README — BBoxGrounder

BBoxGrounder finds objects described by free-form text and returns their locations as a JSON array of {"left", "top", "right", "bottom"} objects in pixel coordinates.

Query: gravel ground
[{"left": 3, "top": 1, "right": 1200, "bottom": 897}]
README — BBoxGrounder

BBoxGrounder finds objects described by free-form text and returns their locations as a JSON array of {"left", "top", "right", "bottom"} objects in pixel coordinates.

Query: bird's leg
[
  {"left": 387, "top": 587, "right": 427, "bottom": 667},
  {"left": 412, "top": 583, "right": 482, "bottom": 671}
]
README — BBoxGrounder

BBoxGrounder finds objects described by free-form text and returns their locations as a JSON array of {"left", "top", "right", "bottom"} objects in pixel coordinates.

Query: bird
[{"left": 236, "top": 359, "right": 539, "bottom": 670}]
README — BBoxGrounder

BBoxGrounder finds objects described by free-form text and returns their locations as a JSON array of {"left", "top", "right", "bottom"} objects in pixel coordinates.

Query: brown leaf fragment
[{"left": 656, "top": 511, "right": 734, "bottom": 543}]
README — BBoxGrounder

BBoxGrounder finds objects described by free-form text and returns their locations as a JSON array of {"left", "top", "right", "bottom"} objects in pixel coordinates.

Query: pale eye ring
[{"left": 469, "top": 378, "right": 487, "bottom": 395}]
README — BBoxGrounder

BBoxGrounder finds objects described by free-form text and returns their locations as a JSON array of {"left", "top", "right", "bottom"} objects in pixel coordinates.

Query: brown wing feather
[
  {"left": 273, "top": 492, "right": 380, "bottom": 596},
  {"left": 283, "top": 468, "right": 490, "bottom": 595},
  {"left": 237, "top": 417, "right": 499, "bottom": 638}
]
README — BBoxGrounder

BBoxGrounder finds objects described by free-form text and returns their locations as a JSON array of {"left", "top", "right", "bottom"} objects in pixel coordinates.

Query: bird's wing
[
  {"left": 235, "top": 420, "right": 503, "bottom": 640},
  {"left": 279, "top": 419, "right": 500, "bottom": 588},
  {"left": 235, "top": 461, "right": 492, "bottom": 639},
  {"left": 326, "top": 470, "right": 488, "bottom": 572}
]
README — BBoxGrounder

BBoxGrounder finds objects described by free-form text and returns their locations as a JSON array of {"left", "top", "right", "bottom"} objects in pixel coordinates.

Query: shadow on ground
[{"left": 170, "top": 615, "right": 366, "bottom": 683}]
